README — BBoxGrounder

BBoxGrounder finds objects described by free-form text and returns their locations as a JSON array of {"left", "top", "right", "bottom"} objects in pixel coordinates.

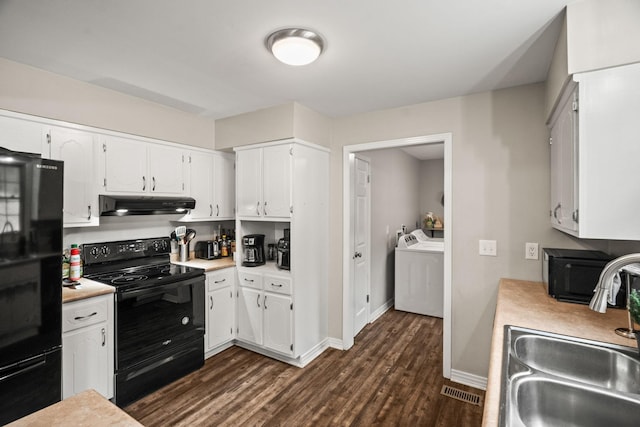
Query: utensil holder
[{"left": 179, "top": 243, "right": 189, "bottom": 262}]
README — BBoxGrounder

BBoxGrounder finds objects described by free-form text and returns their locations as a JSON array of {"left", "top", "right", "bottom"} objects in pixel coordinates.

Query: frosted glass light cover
[{"left": 271, "top": 37, "right": 321, "bottom": 66}]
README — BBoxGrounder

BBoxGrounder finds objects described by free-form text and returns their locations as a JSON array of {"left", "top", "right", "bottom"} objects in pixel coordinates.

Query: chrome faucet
[{"left": 589, "top": 253, "right": 640, "bottom": 338}]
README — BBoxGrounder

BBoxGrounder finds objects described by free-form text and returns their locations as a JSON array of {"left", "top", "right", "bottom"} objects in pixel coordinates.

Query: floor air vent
[{"left": 440, "top": 385, "right": 483, "bottom": 406}]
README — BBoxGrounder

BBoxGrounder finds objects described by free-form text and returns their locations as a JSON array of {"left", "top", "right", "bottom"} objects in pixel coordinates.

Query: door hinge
[
  {"left": 102, "top": 143, "right": 106, "bottom": 152},
  {"left": 572, "top": 209, "right": 579, "bottom": 224},
  {"left": 290, "top": 303, "right": 293, "bottom": 310},
  {"left": 366, "top": 295, "right": 370, "bottom": 303},
  {"left": 549, "top": 137, "right": 552, "bottom": 145},
  {"left": 189, "top": 155, "right": 192, "bottom": 164},
  {"left": 290, "top": 206, "right": 293, "bottom": 214},
  {"left": 230, "top": 327, "right": 233, "bottom": 335},
  {"left": 182, "top": 183, "right": 184, "bottom": 191},
  {"left": 367, "top": 175, "right": 370, "bottom": 183},
  {"left": 182, "top": 154, "right": 184, "bottom": 163},
  {"left": 289, "top": 147, "right": 293, "bottom": 156},
  {"left": 103, "top": 178, "right": 107, "bottom": 187},
  {"left": 46, "top": 133, "right": 51, "bottom": 145},
  {"left": 290, "top": 344, "right": 293, "bottom": 351}
]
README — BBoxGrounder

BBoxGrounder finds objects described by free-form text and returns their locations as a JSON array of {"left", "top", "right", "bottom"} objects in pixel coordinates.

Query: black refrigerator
[{"left": 0, "top": 147, "right": 63, "bottom": 424}]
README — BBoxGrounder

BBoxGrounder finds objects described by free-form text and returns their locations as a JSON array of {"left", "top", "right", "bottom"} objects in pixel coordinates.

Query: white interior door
[{"left": 353, "top": 156, "right": 370, "bottom": 337}]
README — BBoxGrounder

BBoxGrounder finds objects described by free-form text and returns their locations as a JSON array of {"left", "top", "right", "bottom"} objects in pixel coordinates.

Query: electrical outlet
[
  {"left": 479, "top": 240, "right": 497, "bottom": 256},
  {"left": 525, "top": 242, "right": 539, "bottom": 260}
]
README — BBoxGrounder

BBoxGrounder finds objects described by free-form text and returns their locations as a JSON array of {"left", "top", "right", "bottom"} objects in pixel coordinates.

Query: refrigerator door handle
[{"left": 0, "top": 354, "right": 47, "bottom": 382}]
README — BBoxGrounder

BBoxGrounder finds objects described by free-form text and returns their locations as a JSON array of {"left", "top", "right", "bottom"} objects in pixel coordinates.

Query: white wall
[
  {"left": 363, "top": 148, "right": 421, "bottom": 312},
  {"left": 0, "top": 58, "right": 215, "bottom": 149},
  {"left": 567, "top": 0, "right": 640, "bottom": 74},
  {"left": 330, "top": 83, "right": 595, "bottom": 378},
  {"left": 419, "top": 159, "right": 445, "bottom": 225}
]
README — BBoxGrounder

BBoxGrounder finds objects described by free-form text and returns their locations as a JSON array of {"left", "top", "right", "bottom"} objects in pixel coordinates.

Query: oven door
[{"left": 115, "top": 275, "right": 205, "bottom": 371}]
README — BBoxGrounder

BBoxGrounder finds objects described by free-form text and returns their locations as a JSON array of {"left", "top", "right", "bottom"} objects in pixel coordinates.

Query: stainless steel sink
[
  {"left": 511, "top": 376, "right": 640, "bottom": 427},
  {"left": 499, "top": 326, "right": 640, "bottom": 426},
  {"left": 513, "top": 333, "right": 640, "bottom": 393}
]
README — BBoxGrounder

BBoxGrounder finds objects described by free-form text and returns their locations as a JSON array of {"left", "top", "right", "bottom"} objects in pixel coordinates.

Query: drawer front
[
  {"left": 63, "top": 295, "right": 110, "bottom": 333},
  {"left": 263, "top": 275, "right": 292, "bottom": 295},
  {"left": 237, "top": 270, "right": 262, "bottom": 290},
  {"left": 207, "top": 268, "right": 236, "bottom": 292}
]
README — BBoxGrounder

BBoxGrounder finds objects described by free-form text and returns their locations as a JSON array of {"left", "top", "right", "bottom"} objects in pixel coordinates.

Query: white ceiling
[{"left": 0, "top": 0, "right": 573, "bottom": 120}]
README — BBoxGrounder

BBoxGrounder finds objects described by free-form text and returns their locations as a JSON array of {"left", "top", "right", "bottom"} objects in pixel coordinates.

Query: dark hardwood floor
[{"left": 125, "top": 309, "right": 485, "bottom": 426}]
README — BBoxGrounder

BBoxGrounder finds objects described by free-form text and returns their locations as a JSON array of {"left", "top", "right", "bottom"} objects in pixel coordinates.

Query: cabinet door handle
[
  {"left": 214, "top": 278, "right": 226, "bottom": 284},
  {"left": 210, "top": 295, "right": 213, "bottom": 310},
  {"left": 270, "top": 283, "right": 283, "bottom": 288},
  {"left": 256, "top": 201, "right": 260, "bottom": 215},
  {"left": 256, "top": 294, "right": 261, "bottom": 308},
  {"left": 210, "top": 204, "right": 213, "bottom": 217},
  {"left": 152, "top": 176, "right": 156, "bottom": 191},
  {"left": 553, "top": 203, "right": 561, "bottom": 224},
  {"left": 264, "top": 201, "right": 268, "bottom": 216},
  {"left": 244, "top": 278, "right": 254, "bottom": 283},
  {"left": 264, "top": 295, "right": 268, "bottom": 309},
  {"left": 142, "top": 176, "right": 146, "bottom": 191},
  {"left": 101, "top": 328, "right": 106, "bottom": 347},
  {"left": 74, "top": 312, "right": 98, "bottom": 321},
  {"left": 216, "top": 204, "right": 219, "bottom": 216},
  {"left": 87, "top": 205, "right": 91, "bottom": 220}
]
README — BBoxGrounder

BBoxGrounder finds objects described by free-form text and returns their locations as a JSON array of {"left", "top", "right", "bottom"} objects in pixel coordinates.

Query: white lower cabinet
[
  {"left": 205, "top": 268, "right": 236, "bottom": 355},
  {"left": 62, "top": 293, "right": 114, "bottom": 400},
  {"left": 237, "top": 270, "right": 293, "bottom": 357}
]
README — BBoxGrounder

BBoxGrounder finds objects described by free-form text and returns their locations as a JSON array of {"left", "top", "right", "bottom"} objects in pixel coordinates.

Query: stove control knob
[
  {"left": 100, "top": 246, "right": 111, "bottom": 256},
  {"left": 90, "top": 247, "right": 99, "bottom": 257}
]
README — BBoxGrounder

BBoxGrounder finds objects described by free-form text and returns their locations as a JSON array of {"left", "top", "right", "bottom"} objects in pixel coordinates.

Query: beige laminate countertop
[
  {"left": 482, "top": 278, "right": 637, "bottom": 426},
  {"left": 62, "top": 278, "right": 115, "bottom": 304},
  {"left": 170, "top": 254, "right": 236, "bottom": 271},
  {"left": 6, "top": 389, "right": 142, "bottom": 427}
]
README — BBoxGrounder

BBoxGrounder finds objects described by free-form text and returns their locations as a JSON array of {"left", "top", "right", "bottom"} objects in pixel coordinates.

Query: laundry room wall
[
  {"left": 419, "top": 159, "right": 445, "bottom": 226},
  {"left": 364, "top": 148, "right": 421, "bottom": 317}
]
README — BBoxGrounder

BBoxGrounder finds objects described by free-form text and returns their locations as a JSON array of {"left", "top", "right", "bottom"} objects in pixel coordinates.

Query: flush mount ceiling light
[{"left": 266, "top": 28, "right": 325, "bottom": 66}]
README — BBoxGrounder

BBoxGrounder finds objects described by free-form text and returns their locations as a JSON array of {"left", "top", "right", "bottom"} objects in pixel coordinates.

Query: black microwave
[{"left": 542, "top": 248, "right": 625, "bottom": 307}]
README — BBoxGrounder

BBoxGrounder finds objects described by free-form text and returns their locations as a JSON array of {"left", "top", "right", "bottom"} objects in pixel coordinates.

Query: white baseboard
[
  {"left": 234, "top": 339, "right": 330, "bottom": 368},
  {"left": 369, "top": 299, "right": 393, "bottom": 323},
  {"left": 204, "top": 341, "right": 234, "bottom": 360},
  {"left": 326, "top": 337, "right": 344, "bottom": 350},
  {"left": 450, "top": 369, "right": 487, "bottom": 391}
]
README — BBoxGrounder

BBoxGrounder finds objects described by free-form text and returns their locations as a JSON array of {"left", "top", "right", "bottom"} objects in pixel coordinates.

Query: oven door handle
[{"left": 117, "top": 275, "right": 205, "bottom": 301}]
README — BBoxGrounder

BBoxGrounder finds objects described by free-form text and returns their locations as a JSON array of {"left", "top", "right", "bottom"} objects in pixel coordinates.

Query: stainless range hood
[{"left": 99, "top": 195, "right": 196, "bottom": 216}]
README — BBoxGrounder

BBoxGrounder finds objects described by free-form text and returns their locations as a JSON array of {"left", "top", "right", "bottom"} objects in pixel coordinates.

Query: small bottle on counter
[
  {"left": 69, "top": 245, "right": 81, "bottom": 281},
  {"left": 221, "top": 235, "right": 228, "bottom": 257}
]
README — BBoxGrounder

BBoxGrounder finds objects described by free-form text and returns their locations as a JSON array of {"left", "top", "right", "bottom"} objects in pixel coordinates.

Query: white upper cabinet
[
  {"left": 184, "top": 151, "right": 235, "bottom": 221},
  {"left": 186, "top": 151, "right": 214, "bottom": 219},
  {"left": 0, "top": 113, "right": 44, "bottom": 154},
  {"left": 43, "top": 126, "right": 99, "bottom": 227},
  {"left": 549, "top": 82, "right": 578, "bottom": 233},
  {"left": 549, "top": 62, "right": 640, "bottom": 240},
  {"left": 213, "top": 152, "right": 235, "bottom": 219},
  {"left": 236, "top": 148, "right": 262, "bottom": 217},
  {"left": 236, "top": 144, "right": 291, "bottom": 219},
  {"left": 148, "top": 144, "right": 185, "bottom": 194},
  {"left": 101, "top": 136, "right": 185, "bottom": 195}
]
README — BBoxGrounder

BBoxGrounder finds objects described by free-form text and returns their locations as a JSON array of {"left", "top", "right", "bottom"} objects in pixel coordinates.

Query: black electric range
[
  {"left": 81, "top": 237, "right": 205, "bottom": 406},
  {"left": 82, "top": 237, "right": 203, "bottom": 292}
]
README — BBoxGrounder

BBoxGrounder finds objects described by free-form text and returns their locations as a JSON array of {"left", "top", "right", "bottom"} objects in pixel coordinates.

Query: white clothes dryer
[{"left": 394, "top": 234, "right": 444, "bottom": 317}]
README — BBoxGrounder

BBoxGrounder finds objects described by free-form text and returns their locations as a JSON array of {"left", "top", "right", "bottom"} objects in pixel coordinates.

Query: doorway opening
[{"left": 342, "top": 133, "right": 453, "bottom": 378}]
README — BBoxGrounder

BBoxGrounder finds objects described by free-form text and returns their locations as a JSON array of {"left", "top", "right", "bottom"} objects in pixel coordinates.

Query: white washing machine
[{"left": 394, "top": 233, "right": 444, "bottom": 317}]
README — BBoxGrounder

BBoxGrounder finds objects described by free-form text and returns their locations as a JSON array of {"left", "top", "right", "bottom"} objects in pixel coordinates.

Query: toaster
[{"left": 195, "top": 240, "right": 219, "bottom": 260}]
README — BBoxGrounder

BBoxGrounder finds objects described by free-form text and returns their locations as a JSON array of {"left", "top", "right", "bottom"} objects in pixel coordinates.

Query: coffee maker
[
  {"left": 277, "top": 229, "right": 290, "bottom": 270},
  {"left": 242, "top": 234, "right": 265, "bottom": 267}
]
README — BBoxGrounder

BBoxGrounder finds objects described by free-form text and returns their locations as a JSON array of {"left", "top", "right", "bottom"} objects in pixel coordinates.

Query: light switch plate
[{"left": 479, "top": 240, "right": 497, "bottom": 256}]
